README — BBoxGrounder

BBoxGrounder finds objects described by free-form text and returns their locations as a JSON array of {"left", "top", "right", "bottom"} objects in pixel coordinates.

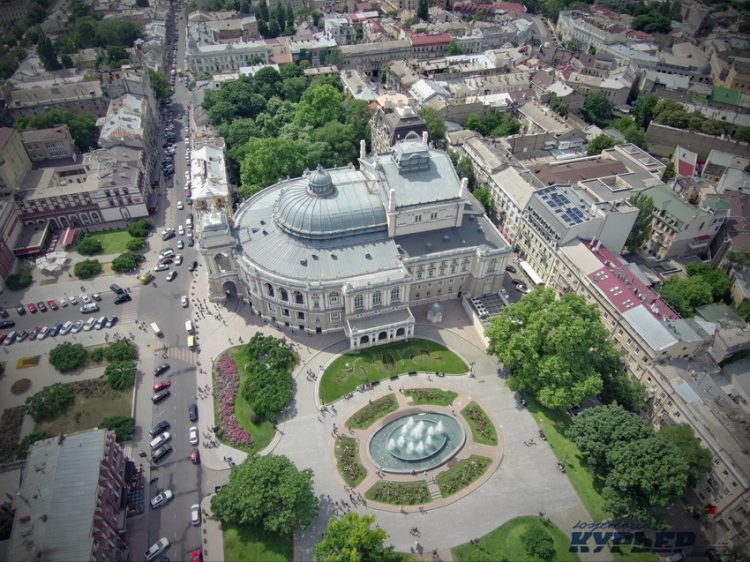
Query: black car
[
  {"left": 152, "top": 389, "right": 171, "bottom": 403},
  {"left": 114, "top": 293, "right": 131, "bottom": 304},
  {"left": 16, "top": 305, "right": 26, "bottom": 316},
  {"left": 36, "top": 301, "right": 47, "bottom": 312},
  {"left": 161, "top": 231, "right": 176, "bottom": 241},
  {"left": 48, "top": 323, "right": 62, "bottom": 337},
  {"left": 0, "top": 308, "right": 8, "bottom": 319},
  {"left": 109, "top": 284, "right": 125, "bottom": 295},
  {"left": 152, "top": 445, "right": 172, "bottom": 463},
  {"left": 0, "top": 320, "right": 15, "bottom": 329},
  {"left": 505, "top": 265, "right": 517, "bottom": 273},
  {"left": 154, "top": 364, "right": 171, "bottom": 376},
  {"left": 16, "top": 330, "right": 29, "bottom": 342},
  {"left": 149, "top": 420, "right": 171, "bottom": 437},
  {"left": 187, "top": 237, "right": 194, "bottom": 247},
  {"left": 188, "top": 403, "right": 198, "bottom": 422},
  {"left": 189, "top": 261, "right": 198, "bottom": 272}
]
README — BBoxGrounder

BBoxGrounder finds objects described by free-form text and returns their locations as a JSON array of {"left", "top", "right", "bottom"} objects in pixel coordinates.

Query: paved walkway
[{"left": 184, "top": 288, "right": 606, "bottom": 562}]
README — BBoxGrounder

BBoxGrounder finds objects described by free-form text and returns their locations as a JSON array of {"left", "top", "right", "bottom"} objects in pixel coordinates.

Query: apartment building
[
  {"left": 371, "top": 105, "right": 428, "bottom": 154},
  {"left": 7, "top": 430, "right": 129, "bottom": 562},
  {"left": 641, "top": 185, "right": 725, "bottom": 259},
  {"left": 6, "top": 81, "right": 109, "bottom": 120},
  {"left": 190, "top": 144, "right": 230, "bottom": 210},
  {"left": 98, "top": 94, "right": 158, "bottom": 178},
  {"left": 557, "top": 11, "right": 627, "bottom": 53},
  {"left": 0, "top": 198, "right": 22, "bottom": 280},
  {"left": 324, "top": 14, "right": 354, "bottom": 45},
  {"left": 0, "top": 128, "right": 32, "bottom": 194},
  {"left": 17, "top": 147, "right": 149, "bottom": 230},
  {"left": 20, "top": 126, "right": 76, "bottom": 162}
]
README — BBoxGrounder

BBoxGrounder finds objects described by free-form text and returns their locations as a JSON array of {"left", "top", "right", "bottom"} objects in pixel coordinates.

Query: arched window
[
  {"left": 265, "top": 283, "right": 274, "bottom": 297},
  {"left": 280, "top": 288, "right": 289, "bottom": 301},
  {"left": 294, "top": 291, "right": 303, "bottom": 305}
]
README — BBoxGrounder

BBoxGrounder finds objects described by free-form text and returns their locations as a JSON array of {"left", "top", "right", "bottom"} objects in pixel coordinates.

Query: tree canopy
[
  {"left": 148, "top": 69, "right": 172, "bottom": 101},
  {"left": 466, "top": 111, "right": 521, "bottom": 137},
  {"left": 49, "top": 342, "right": 88, "bottom": 373},
  {"left": 625, "top": 193, "right": 654, "bottom": 252},
  {"left": 659, "top": 424, "right": 713, "bottom": 488},
  {"left": 582, "top": 92, "right": 614, "bottom": 127},
  {"left": 111, "top": 252, "right": 145, "bottom": 273},
  {"left": 240, "top": 334, "right": 296, "bottom": 420},
  {"left": 486, "top": 288, "right": 619, "bottom": 410},
  {"left": 211, "top": 454, "right": 318, "bottom": 535},
  {"left": 313, "top": 513, "right": 400, "bottom": 562},
  {"left": 587, "top": 134, "right": 616, "bottom": 156},
  {"left": 15, "top": 109, "right": 98, "bottom": 151},
  {"left": 656, "top": 262, "right": 731, "bottom": 317},
  {"left": 652, "top": 99, "right": 731, "bottom": 137},
  {"left": 418, "top": 107, "right": 446, "bottom": 144}
]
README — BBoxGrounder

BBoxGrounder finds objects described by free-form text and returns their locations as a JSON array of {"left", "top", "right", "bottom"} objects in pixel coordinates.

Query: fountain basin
[{"left": 368, "top": 412, "right": 465, "bottom": 473}]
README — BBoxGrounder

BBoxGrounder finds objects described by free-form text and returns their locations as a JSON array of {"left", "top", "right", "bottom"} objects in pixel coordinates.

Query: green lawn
[
  {"left": 404, "top": 388, "right": 457, "bottom": 406},
  {"left": 211, "top": 348, "right": 276, "bottom": 454},
  {"left": 452, "top": 516, "right": 580, "bottom": 562},
  {"left": 83, "top": 230, "right": 134, "bottom": 254},
  {"left": 223, "top": 523, "right": 292, "bottom": 562},
  {"left": 320, "top": 339, "right": 468, "bottom": 403},
  {"left": 35, "top": 383, "right": 131, "bottom": 436}
]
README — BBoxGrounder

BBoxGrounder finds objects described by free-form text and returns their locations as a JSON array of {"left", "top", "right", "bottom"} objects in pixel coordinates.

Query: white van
[
  {"left": 151, "top": 322, "right": 163, "bottom": 337},
  {"left": 80, "top": 303, "right": 99, "bottom": 314},
  {"left": 185, "top": 320, "right": 193, "bottom": 334}
]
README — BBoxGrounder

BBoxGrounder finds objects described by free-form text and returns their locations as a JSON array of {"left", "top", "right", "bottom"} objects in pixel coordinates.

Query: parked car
[
  {"left": 177, "top": 201, "right": 184, "bottom": 210},
  {"left": 68, "top": 296, "right": 78, "bottom": 305},
  {"left": 3, "top": 332, "right": 16, "bottom": 345},
  {"left": 71, "top": 320, "right": 84, "bottom": 333},
  {"left": 59, "top": 321, "right": 73, "bottom": 335},
  {"left": 114, "top": 293, "right": 131, "bottom": 304},
  {"left": 0, "top": 334, "right": 7, "bottom": 345},
  {"left": 57, "top": 297, "right": 69, "bottom": 307},
  {"left": 0, "top": 308, "right": 8, "bottom": 318},
  {"left": 49, "top": 323, "right": 62, "bottom": 337},
  {"left": 36, "top": 326, "right": 50, "bottom": 340},
  {"left": 149, "top": 431, "right": 172, "bottom": 450},
  {"left": 46, "top": 300, "right": 59, "bottom": 311},
  {"left": 175, "top": 255, "right": 183, "bottom": 266},
  {"left": 176, "top": 240, "right": 184, "bottom": 250},
  {"left": 16, "top": 305, "right": 26, "bottom": 315},
  {"left": 0, "top": 320, "right": 15, "bottom": 329},
  {"left": 83, "top": 317, "right": 96, "bottom": 331},
  {"left": 105, "top": 316, "right": 118, "bottom": 328},
  {"left": 28, "top": 327, "right": 41, "bottom": 340},
  {"left": 189, "top": 426, "right": 198, "bottom": 445},
  {"left": 154, "top": 364, "right": 170, "bottom": 376},
  {"left": 110, "top": 284, "right": 125, "bottom": 295},
  {"left": 94, "top": 316, "right": 106, "bottom": 330},
  {"left": 16, "top": 330, "right": 29, "bottom": 342},
  {"left": 178, "top": 225, "right": 184, "bottom": 235},
  {"left": 181, "top": 296, "right": 189, "bottom": 308},
  {"left": 145, "top": 538, "right": 170, "bottom": 561},
  {"left": 187, "top": 237, "right": 194, "bottom": 247},
  {"left": 80, "top": 303, "right": 99, "bottom": 314},
  {"left": 191, "top": 450, "right": 201, "bottom": 465},
  {"left": 505, "top": 264, "right": 517, "bottom": 273},
  {"left": 79, "top": 293, "right": 91, "bottom": 304},
  {"left": 154, "top": 263, "right": 169, "bottom": 272},
  {"left": 166, "top": 271, "right": 177, "bottom": 282},
  {"left": 26, "top": 303, "right": 37, "bottom": 314},
  {"left": 150, "top": 489, "right": 174, "bottom": 509},
  {"left": 152, "top": 389, "right": 171, "bottom": 403},
  {"left": 191, "top": 504, "right": 201, "bottom": 526},
  {"left": 149, "top": 420, "right": 170, "bottom": 437},
  {"left": 36, "top": 301, "right": 47, "bottom": 312},
  {"left": 91, "top": 292, "right": 102, "bottom": 301},
  {"left": 188, "top": 403, "right": 198, "bottom": 422},
  {"left": 153, "top": 380, "right": 171, "bottom": 392},
  {"left": 152, "top": 445, "right": 173, "bottom": 464}
]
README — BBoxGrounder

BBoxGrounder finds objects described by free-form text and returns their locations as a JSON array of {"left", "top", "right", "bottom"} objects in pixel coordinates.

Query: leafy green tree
[
  {"left": 444, "top": 39, "right": 463, "bottom": 55},
  {"left": 582, "top": 92, "right": 614, "bottom": 126},
  {"left": 212, "top": 454, "right": 318, "bottom": 535},
  {"left": 37, "top": 33, "right": 61, "bottom": 70},
  {"left": 126, "top": 237, "right": 146, "bottom": 251},
  {"left": 487, "top": 288, "right": 617, "bottom": 410},
  {"left": 100, "top": 416, "right": 135, "bottom": 442},
  {"left": 6, "top": 273, "right": 32, "bottom": 290},
  {"left": 239, "top": 136, "right": 307, "bottom": 196},
  {"left": 567, "top": 404, "right": 651, "bottom": 473},
  {"left": 473, "top": 186, "right": 492, "bottom": 213},
  {"left": 148, "top": 69, "right": 172, "bottom": 101},
  {"left": 241, "top": 334, "right": 296, "bottom": 420},
  {"left": 662, "top": 161, "right": 675, "bottom": 181},
  {"left": 603, "top": 435, "right": 689, "bottom": 527},
  {"left": 548, "top": 94, "right": 568, "bottom": 117},
  {"left": 49, "top": 342, "right": 88, "bottom": 373},
  {"left": 295, "top": 83, "right": 344, "bottom": 128},
  {"left": 418, "top": 107, "right": 446, "bottom": 143},
  {"left": 633, "top": 93, "right": 658, "bottom": 129},
  {"left": 520, "top": 523, "right": 555, "bottom": 561},
  {"left": 74, "top": 259, "right": 102, "bottom": 279},
  {"left": 282, "top": 76, "right": 309, "bottom": 102},
  {"left": 418, "top": 0, "right": 429, "bottom": 20},
  {"left": 73, "top": 16, "right": 99, "bottom": 48},
  {"left": 625, "top": 193, "right": 654, "bottom": 251},
  {"left": 15, "top": 432, "right": 52, "bottom": 460},
  {"left": 135, "top": 0, "right": 149, "bottom": 6},
  {"left": 95, "top": 18, "right": 144, "bottom": 48},
  {"left": 76, "top": 236, "right": 103, "bottom": 255},
  {"left": 286, "top": 5, "right": 295, "bottom": 29},
  {"left": 659, "top": 424, "right": 712, "bottom": 487},
  {"left": 601, "top": 373, "right": 645, "bottom": 413},
  {"left": 612, "top": 117, "right": 647, "bottom": 149},
  {"left": 26, "top": 383, "right": 75, "bottom": 421},
  {"left": 736, "top": 127, "right": 750, "bottom": 143},
  {"left": 587, "top": 134, "right": 616, "bottom": 155},
  {"left": 127, "top": 218, "right": 152, "bottom": 238},
  {"left": 657, "top": 275, "right": 713, "bottom": 317},
  {"left": 686, "top": 262, "right": 731, "bottom": 303},
  {"left": 313, "top": 513, "right": 400, "bottom": 562},
  {"left": 15, "top": 108, "right": 98, "bottom": 151},
  {"left": 103, "top": 339, "right": 137, "bottom": 362},
  {"left": 632, "top": 11, "right": 671, "bottom": 33},
  {"left": 105, "top": 361, "right": 137, "bottom": 390},
  {"left": 455, "top": 156, "right": 476, "bottom": 190},
  {"left": 111, "top": 252, "right": 145, "bottom": 273}
]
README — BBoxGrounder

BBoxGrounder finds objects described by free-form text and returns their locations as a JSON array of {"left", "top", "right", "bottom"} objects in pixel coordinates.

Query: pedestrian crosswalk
[{"left": 150, "top": 345, "right": 197, "bottom": 364}]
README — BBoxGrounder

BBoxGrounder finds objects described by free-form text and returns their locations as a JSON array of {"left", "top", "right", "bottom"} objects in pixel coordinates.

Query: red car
[
  {"left": 26, "top": 303, "right": 37, "bottom": 314},
  {"left": 153, "top": 381, "right": 172, "bottom": 392},
  {"left": 190, "top": 548, "right": 203, "bottom": 562},
  {"left": 190, "top": 450, "right": 200, "bottom": 465},
  {"left": 46, "top": 300, "right": 59, "bottom": 311}
]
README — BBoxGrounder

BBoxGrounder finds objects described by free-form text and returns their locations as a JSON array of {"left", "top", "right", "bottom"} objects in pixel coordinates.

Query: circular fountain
[{"left": 368, "top": 412, "right": 465, "bottom": 473}]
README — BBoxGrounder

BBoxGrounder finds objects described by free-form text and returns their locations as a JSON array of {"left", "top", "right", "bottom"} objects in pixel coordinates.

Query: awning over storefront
[
  {"left": 519, "top": 260, "right": 544, "bottom": 286},
  {"left": 59, "top": 227, "right": 76, "bottom": 246}
]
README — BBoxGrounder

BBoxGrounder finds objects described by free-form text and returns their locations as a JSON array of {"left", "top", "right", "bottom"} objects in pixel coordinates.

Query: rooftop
[
  {"left": 642, "top": 184, "right": 714, "bottom": 227},
  {"left": 20, "top": 125, "right": 71, "bottom": 143},
  {"left": 533, "top": 158, "right": 628, "bottom": 185}
]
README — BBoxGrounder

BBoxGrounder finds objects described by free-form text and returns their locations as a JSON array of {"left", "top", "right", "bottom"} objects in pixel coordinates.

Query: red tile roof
[
  {"left": 584, "top": 240, "right": 680, "bottom": 320},
  {"left": 409, "top": 33, "right": 453, "bottom": 47}
]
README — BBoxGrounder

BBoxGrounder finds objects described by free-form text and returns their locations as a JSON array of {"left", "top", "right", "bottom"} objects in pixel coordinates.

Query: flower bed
[
  {"left": 404, "top": 388, "right": 457, "bottom": 406},
  {"left": 436, "top": 455, "right": 492, "bottom": 497},
  {"left": 334, "top": 436, "right": 367, "bottom": 487},
  {"left": 461, "top": 402, "right": 497, "bottom": 446},
  {"left": 365, "top": 480, "right": 430, "bottom": 505},
  {"left": 214, "top": 354, "right": 253, "bottom": 448},
  {"left": 0, "top": 406, "right": 26, "bottom": 463},
  {"left": 345, "top": 394, "right": 398, "bottom": 429}
]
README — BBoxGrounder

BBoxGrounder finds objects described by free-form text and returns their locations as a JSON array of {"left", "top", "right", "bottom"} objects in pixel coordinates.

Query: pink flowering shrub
[{"left": 214, "top": 354, "right": 253, "bottom": 447}]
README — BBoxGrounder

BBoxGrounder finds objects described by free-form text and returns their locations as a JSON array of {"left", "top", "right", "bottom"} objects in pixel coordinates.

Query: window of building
[
  {"left": 414, "top": 215, "right": 422, "bottom": 223},
  {"left": 390, "top": 287, "right": 400, "bottom": 302},
  {"left": 329, "top": 292, "right": 339, "bottom": 304},
  {"left": 313, "top": 299, "right": 320, "bottom": 309},
  {"left": 373, "top": 291, "right": 381, "bottom": 305},
  {"left": 282, "top": 308, "right": 290, "bottom": 317},
  {"left": 330, "top": 311, "right": 341, "bottom": 321},
  {"left": 265, "top": 283, "right": 274, "bottom": 297},
  {"left": 294, "top": 291, "right": 303, "bottom": 305},
  {"left": 297, "top": 311, "right": 305, "bottom": 320},
  {"left": 354, "top": 294, "right": 364, "bottom": 310},
  {"left": 268, "top": 303, "right": 275, "bottom": 312},
  {"left": 430, "top": 212, "right": 438, "bottom": 220},
  {"left": 280, "top": 289, "right": 289, "bottom": 301}
]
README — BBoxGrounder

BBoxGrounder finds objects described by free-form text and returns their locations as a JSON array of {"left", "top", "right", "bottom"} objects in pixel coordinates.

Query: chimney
[
  {"left": 388, "top": 188, "right": 396, "bottom": 212},
  {"left": 422, "top": 131, "right": 429, "bottom": 146},
  {"left": 460, "top": 177, "right": 469, "bottom": 197},
  {"left": 359, "top": 139, "right": 366, "bottom": 159}
]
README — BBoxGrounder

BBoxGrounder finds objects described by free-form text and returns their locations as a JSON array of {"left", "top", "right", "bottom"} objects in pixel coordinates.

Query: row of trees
[
  {"left": 202, "top": 65, "right": 371, "bottom": 198},
  {"left": 567, "top": 404, "right": 711, "bottom": 527},
  {"left": 254, "top": 0, "right": 295, "bottom": 38}
]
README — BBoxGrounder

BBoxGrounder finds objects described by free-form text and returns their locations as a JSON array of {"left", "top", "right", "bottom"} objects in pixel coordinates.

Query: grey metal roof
[
  {"left": 376, "top": 143, "right": 462, "bottom": 208},
  {"left": 347, "top": 307, "right": 414, "bottom": 332},
  {"left": 622, "top": 306, "right": 678, "bottom": 352},
  {"left": 8, "top": 431, "right": 108, "bottom": 562},
  {"left": 273, "top": 169, "right": 386, "bottom": 240}
]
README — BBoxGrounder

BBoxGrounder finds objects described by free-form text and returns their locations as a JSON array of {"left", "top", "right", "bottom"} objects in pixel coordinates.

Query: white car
[
  {"left": 177, "top": 201, "right": 184, "bottom": 210},
  {"left": 57, "top": 297, "right": 69, "bottom": 307},
  {"left": 150, "top": 488, "right": 174, "bottom": 509},
  {"left": 178, "top": 225, "right": 184, "bottom": 235},
  {"left": 191, "top": 504, "right": 201, "bottom": 526},
  {"left": 68, "top": 295, "right": 79, "bottom": 305},
  {"left": 166, "top": 271, "right": 177, "bottom": 282},
  {"left": 145, "top": 537, "right": 170, "bottom": 561},
  {"left": 150, "top": 431, "right": 172, "bottom": 450},
  {"left": 177, "top": 240, "right": 184, "bottom": 250},
  {"left": 36, "top": 326, "right": 49, "bottom": 340},
  {"left": 175, "top": 255, "right": 183, "bottom": 266},
  {"left": 59, "top": 321, "right": 73, "bottom": 335},
  {"left": 154, "top": 263, "right": 169, "bottom": 272},
  {"left": 83, "top": 317, "right": 96, "bottom": 331},
  {"left": 181, "top": 296, "right": 189, "bottom": 308},
  {"left": 80, "top": 293, "right": 91, "bottom": 304},
  {"left": 189, "top": 425, "right": 198, "bottom": 445},
  {"left": 71, "top": 320, "right": 84, "bottom": 333}
]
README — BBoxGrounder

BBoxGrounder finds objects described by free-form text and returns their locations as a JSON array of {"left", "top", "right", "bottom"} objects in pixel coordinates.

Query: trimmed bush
[
  {"left": 126, "top": 237, "right": 147, "bottom": 251},
  {"left": 26, "top": 383, "right": 75, "bottom": 422},
  {"left": 240, "top": 334, "right": 296, "bottom": 421},
  {"left": 346, "top": 394, "right": 398, "bottom": 429},
  {"left": 111, "top": 251, "right": 145, "bottom": 273},
  {"left": 76, "top": 236, "right": 103, "bottom": 255},
  {"left": 49, "top": 342, "right": 88, "bottom": 373},
  {"left": 105, "top": 361, "right": 137, "bottom": 390},
  {"left": 6, "top": 273, "right": 32, "bottom": 290},
  {"left": 127, "top": 218, "right": 152, "bottom": 238},
  {"left": 74, "top": 259, "right": 102, "bottom": 279},
  {"left": 100, "top": 415, "right": 135, "bottom": 442}
]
